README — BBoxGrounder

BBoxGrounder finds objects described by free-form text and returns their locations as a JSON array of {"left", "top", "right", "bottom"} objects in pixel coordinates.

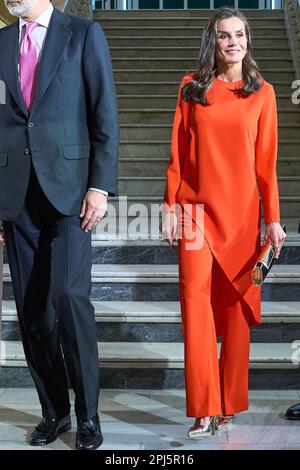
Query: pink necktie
[{"left": 20, "top": 22, "right": 39, "bottom": 111}]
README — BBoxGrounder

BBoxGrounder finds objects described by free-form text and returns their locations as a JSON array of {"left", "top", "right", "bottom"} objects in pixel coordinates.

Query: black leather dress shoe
[
  {"left": 285, "top": 402, "right": 300, "bottom": 420},
  {"left": 75, "top": 414, "right": 103, "bottom": 450},
  {"left": 29, "top": 415, "right": 71, "bottom": 446}
]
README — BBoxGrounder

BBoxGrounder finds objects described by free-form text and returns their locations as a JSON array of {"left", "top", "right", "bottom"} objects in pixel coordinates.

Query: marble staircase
[{"left": 1, "top": 9, "right": 300, "bottom": 389}]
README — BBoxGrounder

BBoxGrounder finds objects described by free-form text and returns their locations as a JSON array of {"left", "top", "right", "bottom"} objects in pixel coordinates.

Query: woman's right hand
[{"left": 162, "top": 210, "right": 178, "bottom": 247}]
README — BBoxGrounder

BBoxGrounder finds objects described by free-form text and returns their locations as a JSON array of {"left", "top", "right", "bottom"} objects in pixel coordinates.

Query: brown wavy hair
[{"left": 182, "top": 6, "right": 264, "bottom": 106}]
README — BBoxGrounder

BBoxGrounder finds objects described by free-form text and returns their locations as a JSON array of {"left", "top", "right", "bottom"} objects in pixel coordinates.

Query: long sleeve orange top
[{"left": 164, "top": 74, "right": 281, "bottom": 326}]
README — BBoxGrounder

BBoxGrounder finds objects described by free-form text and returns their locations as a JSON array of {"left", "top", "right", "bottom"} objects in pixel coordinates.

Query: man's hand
[
  {"left": 80, "top": 190, "right": 108, "bottom": 232},
  {"left": 264, "top": 222, "right": 287, "bottom": 259}
]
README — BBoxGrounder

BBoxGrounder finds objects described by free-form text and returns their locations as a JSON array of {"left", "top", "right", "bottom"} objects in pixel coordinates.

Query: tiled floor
[{"left": 0, "top": 389, "right": 300, "bottom": 450}]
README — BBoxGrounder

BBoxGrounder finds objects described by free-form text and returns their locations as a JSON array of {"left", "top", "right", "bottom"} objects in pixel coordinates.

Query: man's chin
[{"left": 6, "top": 6, "right": 30, "bottom": 17}]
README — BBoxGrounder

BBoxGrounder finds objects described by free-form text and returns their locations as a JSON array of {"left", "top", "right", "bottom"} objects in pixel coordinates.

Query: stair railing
[
  {"left": 284, "top": 0, "right": 300, "bottom": 80},
  {"left": 64, "top": 0, "right": 93, "bottom": 18}
]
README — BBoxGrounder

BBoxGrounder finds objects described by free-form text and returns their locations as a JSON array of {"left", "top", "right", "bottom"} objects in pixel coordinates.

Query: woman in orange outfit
[{"left": 162, "top": 7, "right": 287, "bottom": 438}]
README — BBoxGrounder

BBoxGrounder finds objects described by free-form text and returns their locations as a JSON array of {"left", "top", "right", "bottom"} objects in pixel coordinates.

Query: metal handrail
[
  {"left": 65, "top": 0, "right": 93, "bottom": 17},
  {"left": 284, "top": 0, "right": 300, "bottom": 79}
]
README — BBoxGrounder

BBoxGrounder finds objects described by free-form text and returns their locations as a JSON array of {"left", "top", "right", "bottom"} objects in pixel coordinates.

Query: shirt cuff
[{"left": 88, "top": 188, "right": 108, "bottom": 197}]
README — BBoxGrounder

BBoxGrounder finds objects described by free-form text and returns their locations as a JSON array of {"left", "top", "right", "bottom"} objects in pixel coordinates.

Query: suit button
[
  {"left": 24, "top": 148, "right": 30, "bottom": 155},
  {"left": 28, "top": 122, "right": 34, "bottom": 128}
]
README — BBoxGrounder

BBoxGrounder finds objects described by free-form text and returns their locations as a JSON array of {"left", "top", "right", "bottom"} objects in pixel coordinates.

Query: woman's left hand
[{"left": 264, "top": 222, "right": 287, "bottom": 259}]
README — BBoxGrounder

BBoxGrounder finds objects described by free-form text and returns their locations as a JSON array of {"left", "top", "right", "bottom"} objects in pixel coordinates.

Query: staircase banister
[
  {"left": 63, "top": 0, "right": 92, "bottom": 18},
  {"left": 285, "top": 0, "right": 300, "bottom": 80}
]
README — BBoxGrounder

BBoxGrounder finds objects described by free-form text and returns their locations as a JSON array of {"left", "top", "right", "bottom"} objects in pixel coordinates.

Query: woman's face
[{"left": 215, "top": 17, "right": 248, "bottom": 66}]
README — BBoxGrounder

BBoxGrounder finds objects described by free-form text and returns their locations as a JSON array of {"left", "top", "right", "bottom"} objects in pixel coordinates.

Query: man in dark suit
[{"left": 0, "top": 0, "right": 118, "bottom": 450}]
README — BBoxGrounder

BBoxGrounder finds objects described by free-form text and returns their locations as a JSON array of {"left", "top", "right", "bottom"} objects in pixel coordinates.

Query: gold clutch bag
[{"left": 251, "top": 224, "right": 286, "bottom": 286}]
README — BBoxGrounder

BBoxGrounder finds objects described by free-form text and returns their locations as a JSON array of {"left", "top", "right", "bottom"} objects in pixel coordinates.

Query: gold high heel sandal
[
  {"left": 187, "top": 416, "right": 217, "bottom": 439},
  {"left": 216, "top": 414, "right": 234, "bottom": 431}
]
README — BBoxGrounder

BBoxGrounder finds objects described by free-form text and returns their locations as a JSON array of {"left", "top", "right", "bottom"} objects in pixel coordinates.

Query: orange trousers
[{"left": 177, "top": 219, "right": 250, "bottom": 418}]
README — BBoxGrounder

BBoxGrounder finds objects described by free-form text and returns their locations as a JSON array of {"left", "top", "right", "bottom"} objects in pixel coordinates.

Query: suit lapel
[
  {"left": 0, "top": 9, "right": 72, "bottom": 117},
  {"left": 30, "top": 9, "right": 72, "bottom": 115},
  {"left": 0, "top": 22, "right": 28, "bottom": 116}
]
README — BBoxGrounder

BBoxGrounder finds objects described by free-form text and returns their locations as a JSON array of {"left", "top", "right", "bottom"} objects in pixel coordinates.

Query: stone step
[
  {"left": 42, "top": 191, "right": 297, "bottom": 218},
  {"left": 117, "top": 157, "right": 300, "bottom": 177},
  {"left": 2, "top": 301, "right": 300, "bottom": 343},
  {"left": 2, "top": 216, "right": 298, "bottom": 243},
  {"left": 1, "top": 319, "right": 299, "bottom": 344},
  {"left": 116, "top": 176, "right": 300, "bottom": 197},
  {"left": 99, "top": 18, "right": 286, "bottom": 28},
  {"left": 3, "top": 245, "right": 299, "bottom": 280},
  {"left": 119, "top": 140, "right": 300, "bottom": 159},
  {"left": 2, "top": 343, "right": 299, "bottom": 389},
  {"left": 117, "top": 94, "right": 296, "bottom": 109},
  {"left": 2, "top": 300, "right": 300, "bottom": 323},
  {"left": 1, "top": 340, "right": 299, "bottom": 370},
  {"left": 94, "top": 9, "right": 285, "bottom": 18},
  {"left": 110, "top": 46, "right": 291, "bottom": 59},
  {"left": 118, "top": 157, "right": 169, "bottom": 176},
  {"left": 3, "top": 264, "right": 298, "bottom": 282},
  {"left": 2, "top": 217, "right": 299, "bottom": 260},
  {"left": 110, "top": 196, "right": 300, "bottom": 218},
  {"left": 2, "top": 264, "right": 300, "bottom": 301},
  {"left": 113, "top": 69, "right": 296, "bottom": 82},
  {"left": 115, "top": 81, "right": 295, "bottom": 95},
  {"left": 119, "top": 123, "right": 300, "bottom": 140},
  {"left": 119, "top": 109, "right": 300, "bottom": 125},
  {"left": 2, "top": 220, "right": 300, "bottom": 265},
  {"left": 112, "top": 57, "right": 293, "bottom": 69},
  {"left": 4, "top": 242, "right": 300, "bottom": 280},
  {"left": 119, "top": 156, "right": 300, "bottom": 177},
  {"left": 107, "top": 36, "right": 290, "bottom": 48},
  {"left": 94, "top": 217, "right": 300, "bottom": 243},
  {"left": 2, "top": 240, "right": 300, "bottom": 267},
  {"left": 103, "top": 26, "right": 287, "bottom": 37}
]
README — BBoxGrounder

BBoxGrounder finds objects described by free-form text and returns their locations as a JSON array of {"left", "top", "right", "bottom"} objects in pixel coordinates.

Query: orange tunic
[{"left": 164, "top": 74, "right": 281, "bottom": 328}]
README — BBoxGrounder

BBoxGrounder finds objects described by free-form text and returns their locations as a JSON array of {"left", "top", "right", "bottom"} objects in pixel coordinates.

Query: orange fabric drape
[
  {"left": 164, "top": 74, "right": 281, "bottom": 327},
  {"left": 178, "top": 219, "right": 250, "bottom": 416}
]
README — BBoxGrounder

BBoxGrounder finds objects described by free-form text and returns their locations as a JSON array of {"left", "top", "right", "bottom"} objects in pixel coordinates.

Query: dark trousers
[{"left": 3, "top": 164, "right": 99, "bottom": 421}]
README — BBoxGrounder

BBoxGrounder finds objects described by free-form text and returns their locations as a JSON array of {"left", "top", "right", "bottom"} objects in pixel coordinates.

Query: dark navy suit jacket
[{"left": 0, "top": 7, "right": 119, "bottom": 221}]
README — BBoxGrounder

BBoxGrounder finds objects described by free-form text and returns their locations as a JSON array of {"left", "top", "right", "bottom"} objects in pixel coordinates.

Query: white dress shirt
[{"left": 19, "top": 3, "right": 108, "bottom": 197}]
